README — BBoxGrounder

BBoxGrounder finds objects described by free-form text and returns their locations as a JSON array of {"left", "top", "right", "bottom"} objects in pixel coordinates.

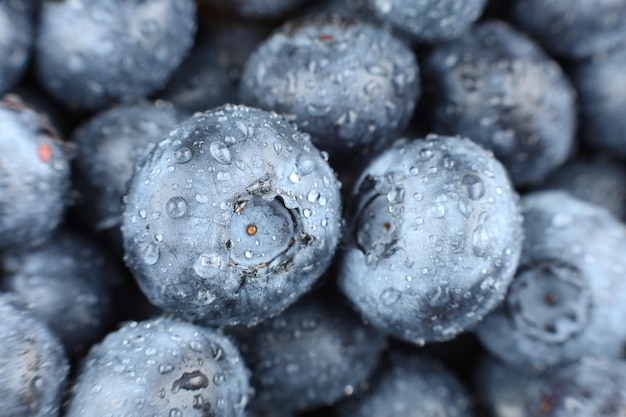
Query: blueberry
[
  {"left": 0, "top": 1, "right": 35, "bottom": 95},
  {"left": 511, "top": 0, "right": 626, "bottom": 59},
  {"left": 71, "top": 101, "right": 187, "bottom": 247},
  {"left": 528, "top": 357, "right": 626, "bottom": 416},
  {"left": 571, "top": 43, "right": 626, "bottom": 157},
  {"left": 1, "top": 228, "right": 126, "bottom": 357},
  {"left": 476, "top": 191, "right": 626, "bottom": 370},
  {"left": 229, "top": 289, "right": 387, "bottom": 414},
  {"left": 0, "top": 293, "right": 69, "bottom": 417},
  {"left": 334, "top": 350, "right": 473, "bottom": 417},
  {"left": 36, "top": 0, "right": 197, "bottom": 110},
  {"left": 355, "top": 0, "right": 488, "bottom": 44},
  {"left": 338, "top": 135, "right": 523, "bottom": 344},
  {"left": 239, "top": 14, "right": 420, "bottom": 155},
  {"left": 122, "top": 104, "right": 342, "bottom": 326},
  {"left": 64, "top": 317, "right": 252, "bottom": 417},
  {"left": 0, "top": 94, "right": 70, "bottom": 252},
  {"left": 423, "top": 20, "right": 577, "bottom": 186},
  {"left": 537, "top": 156, "right": 626, "bottom": 222}
]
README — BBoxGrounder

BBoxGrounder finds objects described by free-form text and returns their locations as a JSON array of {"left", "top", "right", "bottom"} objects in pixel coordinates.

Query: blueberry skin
[
  {"left": 476, "top": 191, "right": 626, "bottom": 370},
  {"left": 511, "top": 0, "right": 626, "bottom": 59},
  {"left": 358, "top": 0, "right": 488, "bottom": 44},
  {"left": 0, "top": 1, "right": 34, "bottom": 95},
  {"left": 571, "top": 44, "right": 626, "bottom": 157},
  {"left": 538, "top": 157, "right": 626, "bottom": 222},
  {"left": 1, "top": 228, "right": 126, "bottom": 357},
  {"left": 199, "top": 0, "right": 313, "bottom": 20},
  {"left": 423, "top": 20, "right": 576, "bottom": 186},
  {"left": 65, "top": 317, "right": 252, "bottom": 417},
  {"left": 0, "top": 95, "right": 70, "bottom": 252},
  {"left": 528, "top": 358, "right": 626, "bottom": 417},
  {"left": 334, "top": 351, "right": 473, "bottom": 417},
  {"left": 0, "top": 293, "right": 69, "bottom": 417},
  {"left": 36, "top": 0, "right": 197, "bottom": 110},
  {"left": 229, "top": 291, "right": 387, "bottom": 414},
  {"left": 72, "top": 101, "right": 187, "bottom": 247},
  {"left": 122, "top": 104, "right": 342, "bottom": 327},
  {"left": 240, "top": 14, "right": 420, "bottom": 155},
  {"left": 338, "top": 135, "right": 523, "bottom": 344}
]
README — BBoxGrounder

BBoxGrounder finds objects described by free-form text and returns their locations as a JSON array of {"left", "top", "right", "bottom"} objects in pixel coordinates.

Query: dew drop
[
  {"left": 216, "top": 171, "right": 230, "bottom": 181},
  {"left": 296, "top": 153, "right": 316, "bottom": 176},
  {"left": 169, "top": 408, "right": 183, "bottom": 417},
  {"left": 195, "top": 194, "right": 210, "bottom": 204},
  {"left": 307, "top": 190, "right": 320, "bottom": 202},
  {"left": 141, "top": 242, "right": 160, "bottom": 265},
  {"left": 289, "top": 172, "right": 301, "bottom": 183},
  {"left": 174, "top": 147, "right": 192, "bottom": 164},
  {"left": 380, "top": 288, "right": 401, "bottom": 306},
  {"left": 210, "top": 141, "right": 232, "bottom": 164},
  {"left": 159, "top": 364, "right": 174, "bottom": 375},
  {"left": 189, "top": 341, "right": 203, "bottom": 352},
  {"left": 462, "top": 174, "right": 485, "bottom": 200},
  {"left": 166, "top": 197, "right": 187, "bottom": 219},
  {"left": 387, "top": 186, "right": 405, "bottom": 204},
  {"left": 471, "top": 212, "right": 490, "bottom": 257},
  {"left": 193, "top": 253, "right": 221, "bottom": 279},
  {"left": 429, "top": 203, "right": 446, "bottom": 218}
]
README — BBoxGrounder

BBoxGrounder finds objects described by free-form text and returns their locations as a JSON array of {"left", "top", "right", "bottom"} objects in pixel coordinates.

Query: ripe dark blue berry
[
  {"left": 0, "top": 94, "right": 70, "bottom": 252},
  {"left": 423, "top": 20, "right": 576, "bottom": 186},
  {"left": 122, "top": 105, "right": 342, "bottom": 326},
  {"left": 477, "top": 191, "right": 626, "bottom": 370},
  {"left": 72, "top": 101, "right": 187, "bottom": 247},
  {"left": 0, "top": 293, "right": 69, "bottom": 417},
  {"left": 36, "top": 0, "right": 197, "bottom": 110},
  {"left": 65, "top": 317, "right": 251, "bottom": 417},
  {"left": 338, "top": 135, "right": 523, "bottom": 344},
  {"left": 230, "top": 290, "right": 387, "bottom": 414},
  {"left": 1, "top": 228, "right": 126, "bottom": 357},
  {"left": 240, "top": 14, "right": 420, "bottom": 155},
  {"left": 335, "top": 350, "right": 473, "bottom": 417}
]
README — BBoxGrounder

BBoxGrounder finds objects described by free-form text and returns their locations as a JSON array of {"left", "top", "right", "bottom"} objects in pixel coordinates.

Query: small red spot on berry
[
  {"left": 247, "top": 224, "right": 257, "bottom": 236},
  {"left": 319, "top": 34, "right": 333, "bottom": 41},
  {"left": 38, "top": 143, "right": 52, "bottom": 163}
]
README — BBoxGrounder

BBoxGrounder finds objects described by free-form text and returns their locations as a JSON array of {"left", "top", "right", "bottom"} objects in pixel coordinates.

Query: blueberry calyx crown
[
  {"left": 225, "top": 194, "right": 303, "bottom": 275},
  {"left": 507, "top": 258, "right": 591, "bottom": 344}
]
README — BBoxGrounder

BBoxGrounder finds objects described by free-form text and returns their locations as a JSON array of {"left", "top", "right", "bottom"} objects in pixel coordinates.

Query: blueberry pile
[{"left": 1, "top": 1, "right": 626, "bottom": 416}]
